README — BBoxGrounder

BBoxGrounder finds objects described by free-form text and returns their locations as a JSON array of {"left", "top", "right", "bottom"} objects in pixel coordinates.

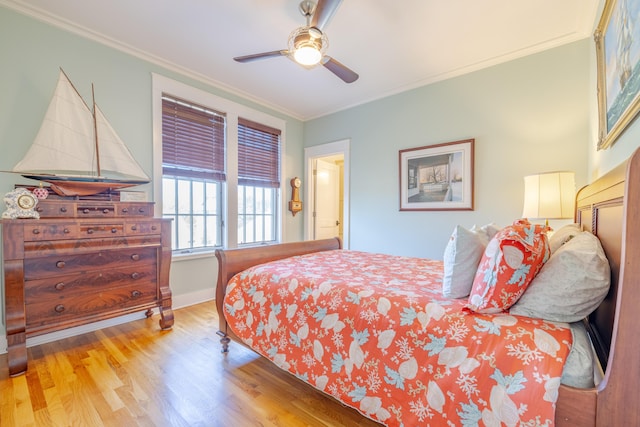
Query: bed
[{"left": 215, "top": 147, "right": 640, "bottom": 426}]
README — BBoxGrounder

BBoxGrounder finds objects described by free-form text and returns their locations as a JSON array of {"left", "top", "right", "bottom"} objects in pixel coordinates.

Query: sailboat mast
[
  {"left": 92, "top": 83, "right": 101, "bottom": 176},
  {"left": 58, "top": 68, "right": 100, "bottom": 177}
]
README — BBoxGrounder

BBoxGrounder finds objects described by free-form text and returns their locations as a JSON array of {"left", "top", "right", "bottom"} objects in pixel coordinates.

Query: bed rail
[{"left": 215, "top": 237, "right": 342, "bottom": 351}]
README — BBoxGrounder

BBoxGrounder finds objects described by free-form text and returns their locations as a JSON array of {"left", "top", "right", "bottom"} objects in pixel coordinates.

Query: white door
[
  {"left": 314, "top": 159, "right": 340, "bottom": 239},
  {"left": 304, "top": 139, "right": 350, "bottom": 248}
]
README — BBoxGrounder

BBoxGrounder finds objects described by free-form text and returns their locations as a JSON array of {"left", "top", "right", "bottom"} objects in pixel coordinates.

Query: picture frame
[
  {"left": 595, "top": 0, "right": 640, "bottom": 150},
  {"left": 399, "top": 139, "right": 474, "bottom": 211}
]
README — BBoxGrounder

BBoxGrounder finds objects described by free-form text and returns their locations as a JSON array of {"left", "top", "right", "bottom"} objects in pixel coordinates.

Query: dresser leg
[
  {"left": 145, "top": 309, "right": 153, "bottom": 318},
  {"left": 158, "top": 285, "right": 174, "bottom": 330},
  {"left": 159, "top": 304, "right": 174, "bottom": 330},
  {"left": 7, "top": 332, "right": 28, "bottom": 376}
]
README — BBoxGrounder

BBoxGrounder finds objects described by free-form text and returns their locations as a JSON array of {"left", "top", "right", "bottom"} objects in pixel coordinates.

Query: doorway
[{"left": 304, "top": 140, "right": 350, "bottom": 248}]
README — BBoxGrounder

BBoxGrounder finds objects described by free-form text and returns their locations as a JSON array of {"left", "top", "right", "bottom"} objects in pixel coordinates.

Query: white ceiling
[{"left": 3, "top": 0, "right": 601, "bottom": 121}]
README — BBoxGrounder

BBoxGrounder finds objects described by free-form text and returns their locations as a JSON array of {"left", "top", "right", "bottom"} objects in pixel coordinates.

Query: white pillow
[
  {"left": 478, "top": 223, "right": 501, "bottom": 240},
  {"left": 561, "top": 321, "right": 595, "bottom": 388},
  {"left": 442, "top": 225, "right": 488, "bottom": 298},
  {"left": 510, "top": 231, "right": 610, "bottom": 322},
  {"left": 549, "top": 223, "right": 581, "bottom": 254}
]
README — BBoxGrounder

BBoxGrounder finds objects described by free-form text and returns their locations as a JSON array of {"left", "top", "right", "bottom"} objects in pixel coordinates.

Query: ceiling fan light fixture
[
  {"left": 294, "top": 44, "right": 322, "bottom": 65},
  {"left": 288, "top": 26, "right": 327, "bottom": 67}
]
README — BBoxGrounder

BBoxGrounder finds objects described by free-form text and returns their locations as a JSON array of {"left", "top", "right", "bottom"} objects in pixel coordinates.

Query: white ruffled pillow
[
  {"left": 442, "top": 225, "right": 490, "bottom": 298},
  {"left": 549, "top": 223, "right": 581, "bottom": 254},
  {"left": 480, "top": 223, "right": 501, "bottom": 240},
  {"left": 510, "top": 231, "right": 610, "bottom": 322}
]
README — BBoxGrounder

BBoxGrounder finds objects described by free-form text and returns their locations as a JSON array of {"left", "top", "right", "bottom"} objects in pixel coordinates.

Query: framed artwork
[
  {"left": 595, "top": 0, "right": 640, "bottom": 150},
  {"left": 399, "top": 139, "right": 474, "bottom": 211}
]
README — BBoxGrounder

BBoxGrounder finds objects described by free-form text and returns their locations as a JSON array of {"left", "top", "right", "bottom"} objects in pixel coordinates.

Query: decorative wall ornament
[
  {"left": 595, "top": 0, "right": 640, "bottom": 150},
  {"left": 399, "top": 139, "right": 474, "bottom": 211}
]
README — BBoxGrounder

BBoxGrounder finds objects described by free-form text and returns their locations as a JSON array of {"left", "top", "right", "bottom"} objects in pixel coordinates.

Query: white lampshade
[{"left": 522, "top": 171, "right": 576, "bottom": 220}]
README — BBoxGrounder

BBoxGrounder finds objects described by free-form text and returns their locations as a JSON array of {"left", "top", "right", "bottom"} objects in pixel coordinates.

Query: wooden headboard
[
  {"left": 558, "top": 147, "right": 640, "bottom": 426},
  {"left": 575, "top": 159, "right": 626, "bottom": 371}
]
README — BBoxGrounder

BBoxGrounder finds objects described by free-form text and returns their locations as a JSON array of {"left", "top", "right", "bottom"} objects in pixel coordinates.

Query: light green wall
[
  {"left": 0, "top": 7, "right": 305, "bottom": 340},
  {"left": 305, "top": 40, "right": 593, "bottom": 259}
]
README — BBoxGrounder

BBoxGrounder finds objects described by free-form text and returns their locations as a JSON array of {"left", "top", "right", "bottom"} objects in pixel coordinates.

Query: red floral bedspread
[{"left": 223, "top": 250, "right": 572, "bottom": 426}]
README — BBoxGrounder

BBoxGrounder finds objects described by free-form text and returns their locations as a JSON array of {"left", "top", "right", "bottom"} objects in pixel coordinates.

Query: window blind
[
  {"left": 238, "top": 118, "right": 281, "bottom": 188},
  {"left": 162, "top": 95, "right": 226, "bottom": 181}
]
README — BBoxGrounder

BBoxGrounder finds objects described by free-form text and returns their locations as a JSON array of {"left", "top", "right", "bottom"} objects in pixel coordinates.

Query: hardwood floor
[{"left": 0, "top": 301, "right": 381, "bottom": 427}]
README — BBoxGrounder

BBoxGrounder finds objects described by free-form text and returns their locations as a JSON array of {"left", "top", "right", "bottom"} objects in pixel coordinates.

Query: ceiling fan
[{"left": 233, "top": 0, "right": 359, "bottom": 84}]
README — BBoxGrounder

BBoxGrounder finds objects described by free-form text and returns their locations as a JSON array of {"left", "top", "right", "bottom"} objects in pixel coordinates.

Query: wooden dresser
[{"left": 2, "top": 199, "right": 174, "bottom": 376}]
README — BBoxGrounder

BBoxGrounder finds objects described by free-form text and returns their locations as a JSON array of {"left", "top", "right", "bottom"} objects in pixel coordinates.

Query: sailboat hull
[{"left": 22, "top": 174, "right": 148, "bottom": 197}]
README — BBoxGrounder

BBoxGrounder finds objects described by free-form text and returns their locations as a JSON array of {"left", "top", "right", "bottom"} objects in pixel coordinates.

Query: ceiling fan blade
[
  {"left": 311, "top": 0, "right": 343, "bottom": 32},
  {"left": 322, "top": 56, "right": 359, "bottom": 83},
  {"left": 234, "top": 50, "right": 288, "bottom": 63}
]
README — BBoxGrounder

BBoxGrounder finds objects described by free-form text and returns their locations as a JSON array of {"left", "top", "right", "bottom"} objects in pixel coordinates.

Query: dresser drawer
[
  {"left": 23, "top": 223, "right": 79, "bottom": 241},
  {"left": 25, "top": 281, "right": 157, "bottom": 330},
  {"left": 24, "top": 263, "right": 157, "bottom": 300},
  {"left": 126, "top": 221, "right": 162, "bottom": 235},
  {"left": 117, "top": 203, "right": 154, "bottom": 217},
  {"left": 78, "top": 223, "right": 125, "bottom": 237},
  {"left": 24, "top": 246, "right": 158, "bottom": 279},
  {"left": 34, "top": 201, "right": 74, "bottom": 218},
  {"left": 77, "top": 204, "right": 116, "bottom": 217},
  {"left": 23, "top": 235, "right": 162, "bottom": 257}
]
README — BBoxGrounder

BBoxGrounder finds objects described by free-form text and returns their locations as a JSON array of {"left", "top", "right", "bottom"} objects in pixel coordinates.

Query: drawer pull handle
[
  {"left": 139, "top": 208, "right": 146, "bottom": 213},
  {"left": 83, "top": 208, "right": 90, "bottom": 214},
  {"left": 87, "top": 228, "right": 94, "bottom": 234},
  {"left": 131, "top": 225, "right": 138, "bottom": 231},
  {"left": 61, "top": 207, "right": 67, "bottom": 213},
  {"left": 56, "top": 261, "right": 65, "bottom": 269},
  {"left": 131, "top": 290, "right": 142, "bottom": 298},
  {"left": 111, "top": 228, "right": 118, "bottom": 233},
  {"left": 36, "top": 207, "right": 43, "bottom": 212},
  {"left": 64, "top": 228, "right": 70, "bottom": 234},
  {"left": 131, "top": 272, "right": 140, "bottom": 280},
  {"left": 131, "top": 254, "right": 140, "bottom": 261},
  {"left": 122, "top": 208, "right": 129, "bottom": 213},
  {"left": 54, "top": 304, "right": 65, "bottom": 313},
  {"left": 32, "top": 229, "right": 40, "bottom": 235},
  {"left": 103, "top": 209, "right": 110, "bottom": 214},
  {"left": 151, "top": 225, "right": 157, "bottom": 231},
  {"left": 54, "top": 282, "right": 65, "bottom": 291}
]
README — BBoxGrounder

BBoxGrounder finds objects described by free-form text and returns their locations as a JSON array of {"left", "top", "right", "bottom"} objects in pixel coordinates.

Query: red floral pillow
[{"left": 465, "top": 219, "right": 550, "bottom": 314}]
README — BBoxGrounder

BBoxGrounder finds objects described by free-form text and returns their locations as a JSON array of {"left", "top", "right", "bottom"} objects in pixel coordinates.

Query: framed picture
[
  {"left": 595, "top": 0, "right": 640, "bottom": 150},
  {"left": 399, "top": 139, "right": 474, "bottom": 211}
]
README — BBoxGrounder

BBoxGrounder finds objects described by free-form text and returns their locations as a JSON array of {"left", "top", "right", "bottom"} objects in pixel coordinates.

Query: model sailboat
[{"left": 12, "top": 69, "right": 150, "bottom": 197}]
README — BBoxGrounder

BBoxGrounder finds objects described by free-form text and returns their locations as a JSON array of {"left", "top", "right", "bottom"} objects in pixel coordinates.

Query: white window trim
[{"left": 151, "top": 73, "right": 286, "bottom": 254}]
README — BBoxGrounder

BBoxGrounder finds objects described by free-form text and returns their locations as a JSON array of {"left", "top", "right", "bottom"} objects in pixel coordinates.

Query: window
[
  {"left": 153, "top": 74, "right": 285, "bottom": 255},
  {"left": 161, "top": 95, "right": 225, "bottom": 252},
  {"left": 237, "top": 118, "right": 280, "bottom": 245}
]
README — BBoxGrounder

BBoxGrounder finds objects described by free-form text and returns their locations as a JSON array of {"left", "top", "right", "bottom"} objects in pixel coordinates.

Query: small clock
[
  {"left": 2, "top": 188, "right": 40, "bottom": 219},
  {"left": 18, "top": 192, "right": 37, "bottom": 210}
]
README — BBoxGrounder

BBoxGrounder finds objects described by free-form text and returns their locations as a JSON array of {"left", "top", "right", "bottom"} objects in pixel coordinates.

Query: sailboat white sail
[{"left": 13, "top": 69, "right": 150, "bottom": 196}]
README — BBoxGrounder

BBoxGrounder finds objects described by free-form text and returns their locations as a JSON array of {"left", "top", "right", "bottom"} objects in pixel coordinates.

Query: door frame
[{"left": 304, "top": 139, "right": 350, "bottom": 249}]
